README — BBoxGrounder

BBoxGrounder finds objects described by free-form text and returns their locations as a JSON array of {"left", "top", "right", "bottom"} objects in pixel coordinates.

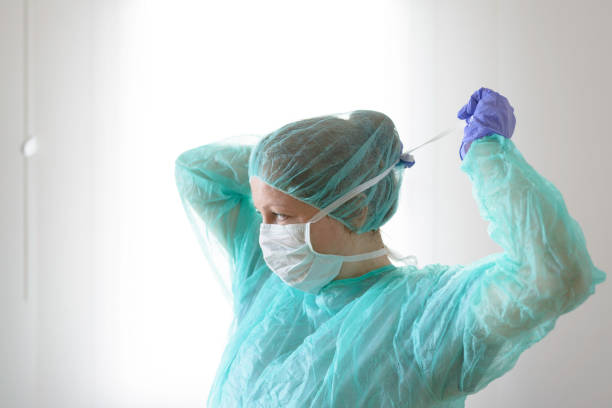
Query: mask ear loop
[
  {"left": 403, "top": 122, "right": 464, "bottom": 155},
  {"left": 307, "top": 160, "right": 399, "bottom": 224}
]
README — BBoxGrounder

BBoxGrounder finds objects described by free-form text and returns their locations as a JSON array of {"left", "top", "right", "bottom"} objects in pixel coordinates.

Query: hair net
[{"left": 248, "top": 110, "right": 406, "bottom": 233}]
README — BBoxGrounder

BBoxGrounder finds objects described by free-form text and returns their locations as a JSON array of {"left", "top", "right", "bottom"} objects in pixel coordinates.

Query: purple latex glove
[{"left": 457, "top": 87, "right": 516, "bottom": 160}]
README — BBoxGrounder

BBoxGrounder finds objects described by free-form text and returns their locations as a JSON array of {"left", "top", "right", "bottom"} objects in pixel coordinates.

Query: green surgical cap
[{"left": 248, "top": 110, "right": 407, "bottom": 233}]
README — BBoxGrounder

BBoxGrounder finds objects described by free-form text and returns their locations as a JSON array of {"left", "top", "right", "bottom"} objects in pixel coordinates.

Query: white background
[{"left": 1, "top": 0, "right": 610, "bottom": 407}]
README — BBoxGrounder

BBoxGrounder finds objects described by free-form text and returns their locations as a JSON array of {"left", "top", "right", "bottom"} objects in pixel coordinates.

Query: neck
[{"left": 335, "top": 255, "right": 392, "bottom": 280}]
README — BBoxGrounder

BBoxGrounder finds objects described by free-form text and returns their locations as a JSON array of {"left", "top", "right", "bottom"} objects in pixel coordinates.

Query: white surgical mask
[{"left": 258, "top": 124, "right": 460, "bottom": 294}]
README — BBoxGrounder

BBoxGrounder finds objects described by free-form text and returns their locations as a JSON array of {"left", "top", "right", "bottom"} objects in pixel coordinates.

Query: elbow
[
  {"left": 537, "top": 254, "right": 595, "bottom": 315},
  {"left": 559, "top": 261, "right": 595, "bottom": 313}
]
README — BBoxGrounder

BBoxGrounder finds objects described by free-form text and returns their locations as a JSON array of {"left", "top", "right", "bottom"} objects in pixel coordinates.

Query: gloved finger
[{"left": 457, "top": 103, "right": 471, "bottom": 122}]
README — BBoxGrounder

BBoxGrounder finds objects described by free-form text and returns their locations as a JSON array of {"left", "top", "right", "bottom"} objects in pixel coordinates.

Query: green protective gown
[{"left": 174, "top": 133, "right": 606, "bottom": 407}]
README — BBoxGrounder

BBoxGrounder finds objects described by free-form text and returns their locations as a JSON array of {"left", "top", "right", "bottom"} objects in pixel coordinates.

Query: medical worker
[{"left": 174, "top": 87, "right": 606, "bottom": 407}]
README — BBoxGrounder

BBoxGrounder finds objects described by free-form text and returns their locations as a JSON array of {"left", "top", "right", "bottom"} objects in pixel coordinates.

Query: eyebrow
[{"left": 253, "top": 204, "right": 291, "bottom": 212}]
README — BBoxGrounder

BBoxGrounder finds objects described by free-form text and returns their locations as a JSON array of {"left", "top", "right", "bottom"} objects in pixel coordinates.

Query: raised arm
[
  {"left": 174, "top": 142, "right": 263, "bottom": 298},
  {"left": 463, "top": 134, "right": 604, "bottom": 330},
  {"left": 412, "top": 134, "right": 606, "bottom": 401}
]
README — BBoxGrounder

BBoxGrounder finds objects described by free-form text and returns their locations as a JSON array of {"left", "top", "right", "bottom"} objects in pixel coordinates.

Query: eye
[
  {"left": 273, "top": 212, "right": 288, "bottom": 221},
  {"left": 254, "top": 209, "right": 288, "bottom": 221}
]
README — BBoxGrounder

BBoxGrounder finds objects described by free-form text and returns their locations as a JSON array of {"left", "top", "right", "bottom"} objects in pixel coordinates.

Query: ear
[{"left": 352, "top": 205, "right": 369, "bottom": 231}]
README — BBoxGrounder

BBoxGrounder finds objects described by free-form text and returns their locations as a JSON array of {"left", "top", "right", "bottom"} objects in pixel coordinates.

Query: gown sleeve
[
  {"left": 174, "top": 141, "right": 265, "bottom": 305},
  {"left": 411, "top": 134, "right": 607, "bottom": 402}
]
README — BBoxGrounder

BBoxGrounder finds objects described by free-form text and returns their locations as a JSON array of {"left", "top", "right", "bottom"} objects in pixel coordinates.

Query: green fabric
[{"left": 174, "top": 133, "right": 606, "bottom": 407}]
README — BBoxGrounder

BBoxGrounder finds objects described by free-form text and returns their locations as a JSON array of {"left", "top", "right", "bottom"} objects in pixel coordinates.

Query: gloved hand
[{"left": 457, "top": 87, "right": 516, "bottom": 160}]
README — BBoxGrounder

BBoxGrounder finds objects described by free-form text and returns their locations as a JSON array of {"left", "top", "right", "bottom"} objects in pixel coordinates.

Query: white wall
[
  {"left": 0, "top": 1, "right": 36, "bottom": 407},
  {"left": 1, "top": 0, "right": 610, "bottom": 407}
]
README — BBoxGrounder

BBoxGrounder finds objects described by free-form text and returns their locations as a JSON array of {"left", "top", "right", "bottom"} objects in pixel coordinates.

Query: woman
[{"left": 174, "top": 88, "right": 606, "bottom": 407}]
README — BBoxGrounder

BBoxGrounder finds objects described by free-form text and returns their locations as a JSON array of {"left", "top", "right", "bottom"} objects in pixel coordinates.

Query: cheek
[{"left": 309, "top": 219, "right": 347, "bottom": 255}]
